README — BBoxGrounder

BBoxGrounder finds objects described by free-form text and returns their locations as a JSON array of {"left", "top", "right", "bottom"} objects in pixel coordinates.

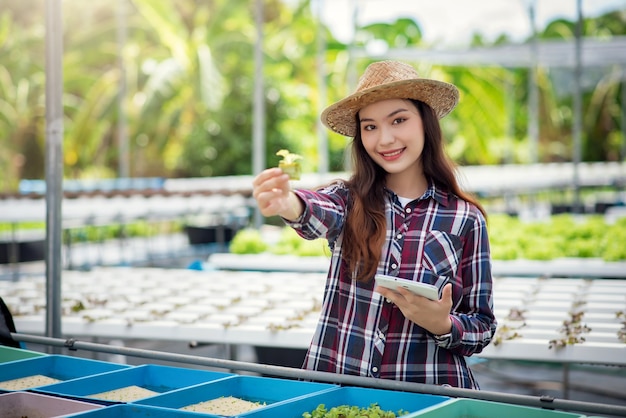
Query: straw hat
[{"left": 321, "top": 60, "right": 459, "bottom": 137}]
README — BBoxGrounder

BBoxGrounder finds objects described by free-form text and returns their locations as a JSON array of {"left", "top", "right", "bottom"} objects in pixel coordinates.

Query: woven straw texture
[{"left": 321, "top": 61, "right": 459, "bottom": 137}]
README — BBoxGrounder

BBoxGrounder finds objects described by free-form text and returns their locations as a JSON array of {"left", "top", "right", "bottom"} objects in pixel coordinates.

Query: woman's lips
[{"left": 380, "top": 148, "right": 405, "bottom": 161}]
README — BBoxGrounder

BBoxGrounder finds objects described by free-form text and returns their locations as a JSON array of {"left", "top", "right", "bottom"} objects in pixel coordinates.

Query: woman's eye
[
  {"left": 363, "top": 124, "right": 376, "bottom": 131},
  {"left": 393, "top": 117, "right": 406, "bottom": 125}
]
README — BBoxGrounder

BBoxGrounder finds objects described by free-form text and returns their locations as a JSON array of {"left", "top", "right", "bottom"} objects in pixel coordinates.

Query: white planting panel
[{"left": 5, "top": 267, "right": 626, "bottom": 364}]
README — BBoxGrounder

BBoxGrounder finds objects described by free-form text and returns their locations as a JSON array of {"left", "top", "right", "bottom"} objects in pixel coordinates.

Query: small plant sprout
[
  {"left": 276, "top": 149, "right": 303, "bottom": 180},
  {"left": 549, "top": 310, "right": 591, "bottom": 349}
]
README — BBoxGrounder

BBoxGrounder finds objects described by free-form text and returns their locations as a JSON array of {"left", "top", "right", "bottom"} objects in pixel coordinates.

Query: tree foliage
[{"left": 0, "top": 0, "right": 624, "bottom": 192}]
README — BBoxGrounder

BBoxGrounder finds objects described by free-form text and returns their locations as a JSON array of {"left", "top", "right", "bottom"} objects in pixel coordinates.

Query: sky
[{"left": 318, "top": 0, "right": 626, "bottom": 47}]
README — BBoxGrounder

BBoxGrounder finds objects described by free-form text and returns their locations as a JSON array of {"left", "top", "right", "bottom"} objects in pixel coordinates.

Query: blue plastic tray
[
  {"left": 243, "top": 386, "right": 450, "bottom": 418},
  {"left": 0, "top": 355, "right": 129, "bottom": 391},
  {"left": 63, "top": 404, "right": 206, "bottom": 417},
  {"left": 134, "top": 375, "right": 338, "bottom": 415},
  {"left": 36, "top": 364, "right": 233, "bottom": 404}
]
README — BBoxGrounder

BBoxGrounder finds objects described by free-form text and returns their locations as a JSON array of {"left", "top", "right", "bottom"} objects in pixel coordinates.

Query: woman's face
[{"left": 359, "top": 98, "right": 425, "bottom": 178}]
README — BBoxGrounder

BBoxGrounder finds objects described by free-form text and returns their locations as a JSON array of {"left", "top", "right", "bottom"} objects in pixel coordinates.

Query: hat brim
[{"left": 321, "top": 78, "right": 459, "bottom": 137}]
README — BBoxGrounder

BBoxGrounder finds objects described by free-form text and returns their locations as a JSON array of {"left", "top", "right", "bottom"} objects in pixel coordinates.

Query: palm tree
[{"left": 0, "top": 5, "right": 46, "bottom": 192}]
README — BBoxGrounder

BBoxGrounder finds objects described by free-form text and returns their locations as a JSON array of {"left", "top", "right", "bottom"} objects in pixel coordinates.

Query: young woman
[{"left": 252, "top": 60, "right": 496, "bottom": 389}]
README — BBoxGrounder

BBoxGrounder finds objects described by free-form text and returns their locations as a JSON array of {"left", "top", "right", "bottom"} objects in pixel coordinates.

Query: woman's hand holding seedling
[{"left": 252, "top": 167, "right": 303, "bottom": 221}]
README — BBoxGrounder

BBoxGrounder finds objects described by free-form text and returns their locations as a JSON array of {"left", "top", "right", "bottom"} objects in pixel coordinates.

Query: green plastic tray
[
  {"left": 0, "top": 345, "right": 46, "bottom": 363},
  {"left": 410, "top": 398, "right": 585, "bottom": 417}
]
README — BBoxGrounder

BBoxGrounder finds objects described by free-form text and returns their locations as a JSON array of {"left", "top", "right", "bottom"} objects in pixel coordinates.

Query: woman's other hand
[{"left": 375, "top": 283, "right": 453, "bottom": 336}]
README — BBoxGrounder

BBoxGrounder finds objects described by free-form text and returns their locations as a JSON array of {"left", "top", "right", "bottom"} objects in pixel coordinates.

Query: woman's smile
[{"left": 380, "top": 148, "right": 405, "bottom": 161}]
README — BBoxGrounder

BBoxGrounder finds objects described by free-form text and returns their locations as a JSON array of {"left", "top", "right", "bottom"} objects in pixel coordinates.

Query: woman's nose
[{"left": 378, "top": 126, "right": 395, "bottom": 145}]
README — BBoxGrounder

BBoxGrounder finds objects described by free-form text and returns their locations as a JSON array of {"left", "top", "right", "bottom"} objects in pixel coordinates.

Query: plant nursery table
[{"left": 5, "top": 266, "right": 625, "bottom": 367}]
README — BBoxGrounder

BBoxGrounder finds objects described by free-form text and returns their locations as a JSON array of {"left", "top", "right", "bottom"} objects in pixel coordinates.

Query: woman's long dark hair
[{"left": 343, "top": 100, "right": 486, "bottom": 282}]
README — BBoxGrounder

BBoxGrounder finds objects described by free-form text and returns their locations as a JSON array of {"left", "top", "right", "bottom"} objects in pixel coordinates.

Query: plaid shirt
[{"left": 286, "top": 181, "right": 496, "bottom": 389}]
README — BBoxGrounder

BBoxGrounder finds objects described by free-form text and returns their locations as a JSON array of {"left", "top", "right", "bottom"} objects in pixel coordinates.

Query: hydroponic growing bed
[{"left": 6, "top": 267, "right": 626, "bottom": 366}]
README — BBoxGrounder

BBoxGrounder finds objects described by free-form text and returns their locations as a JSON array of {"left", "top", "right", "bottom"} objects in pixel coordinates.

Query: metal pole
[
  {"left": 10, "top": 333, "right": 626, "bottom": 417},
  {"left": 44, "top": 0, "right": 64, "bottom": 349},
  {"left": 527, "top": 0, "right": 539, "bottom": 164},
  {"left": 343, "top": 0, "right": 359, "bottom": 172},
  {"left": 316, "top": 0, "right": 328, "bottom": 174},
  {"left": 252, "top": 0, "right": 265, "bottom": 228},
  {"left": 572, "top": 0, "right": 583, "bottom": 213},
  {"left": 347, "top": 0, "right": 358, "bottom": 91},
  {"left": 562, "top": 363, "right": 570, "bottom": 399},
  {"left": 117, "top": 0, "right": 129, "bottom": 178}
]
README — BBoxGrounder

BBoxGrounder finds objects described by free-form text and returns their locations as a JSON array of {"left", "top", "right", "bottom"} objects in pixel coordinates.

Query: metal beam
[
  {"left": 44, "top": 0, "right": 64, "bottom": 349},
  {"left": 10, "top": 333, "right": 626, "bottom": 418},
  {"left": 252, "top": 0, "right": 265, "bottom": 228},
  {"left": 353, "top": 36, "right": 626, "bottom": 68},
  {"left": 572, "top": 0, "right": 583, "bottom": 213}
]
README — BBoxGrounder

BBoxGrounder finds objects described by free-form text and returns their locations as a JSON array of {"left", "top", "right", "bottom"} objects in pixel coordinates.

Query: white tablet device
[{"left": 374, "top": 274, "right": 439, "bottom": 301}]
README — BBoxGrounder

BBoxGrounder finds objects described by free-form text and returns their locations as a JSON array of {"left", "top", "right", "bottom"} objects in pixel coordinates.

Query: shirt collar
[
  {"left": 430, "top": 182, "right": 449, "bottom": 206},
  {"left": 385, "top": 181, "right": 449, "bottom": 207}
]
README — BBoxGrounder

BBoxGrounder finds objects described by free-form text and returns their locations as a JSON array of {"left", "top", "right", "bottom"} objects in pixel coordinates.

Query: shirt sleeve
[
  {"left": 282, "top": 182, "right": 349, "bottom": 243},
  {"left": 444, "top": 208, "right": 497, "bottom": 356}
]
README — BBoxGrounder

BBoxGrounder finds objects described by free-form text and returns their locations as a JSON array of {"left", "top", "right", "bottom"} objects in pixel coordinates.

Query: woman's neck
[{"left": 386, "top": 172, "right": 428, "bottom": 199}]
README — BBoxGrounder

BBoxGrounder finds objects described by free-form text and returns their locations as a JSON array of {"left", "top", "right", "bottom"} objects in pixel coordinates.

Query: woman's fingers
[
  {"left": 256, "top": 189, "right": 286, "bottom": 215},
  {"left": 252, "top": 168, "right": 278, "bottom": 187},
  {"left": 252, "top": 169, "right": 289, "bottom": 196},
  {"left": 252, "top": 168, "right": 291, "bottom": 217}
]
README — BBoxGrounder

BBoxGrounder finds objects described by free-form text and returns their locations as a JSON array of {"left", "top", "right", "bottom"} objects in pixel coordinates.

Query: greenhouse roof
[{"left": 354, "top": 36, "right": 626, "bottom": 68}]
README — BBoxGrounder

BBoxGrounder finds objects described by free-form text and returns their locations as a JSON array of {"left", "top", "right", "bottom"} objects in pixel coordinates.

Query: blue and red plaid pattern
[{"left": 286, "top": 181, "right": 496, "bottom": 389}]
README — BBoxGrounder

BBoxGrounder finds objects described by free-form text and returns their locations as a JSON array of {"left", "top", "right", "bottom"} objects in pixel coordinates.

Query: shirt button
[
  {"left": 406, "top": 207, "right": 412, "bottom": 213},
  {"left": 391, "top": 263, "right": 397, "bottom": 269},
  {"left": 372, "top": 366, "right": 378, "bottom": 373},
  {"left": 396, "top": 233, "right": 402, "bottom": 239}
]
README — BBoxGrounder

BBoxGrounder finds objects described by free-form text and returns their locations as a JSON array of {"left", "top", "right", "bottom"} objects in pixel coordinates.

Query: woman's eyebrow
[
  {"left": 360, "top": 108, "right": 409, "bottom": 123},
  {"left": 387, "top": 108, "right": 409, "bottom": 118}
]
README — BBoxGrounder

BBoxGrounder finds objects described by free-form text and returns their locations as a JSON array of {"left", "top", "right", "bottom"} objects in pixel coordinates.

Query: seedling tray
[
  {"left": 0, "top": 355, "right": 128, "bottom": 392},
  {"left": 242, "top": 386, "right": 450, "bottom": 418},
  {"left": 410, "top": 398, "right": 585, "bottom": 417},
  {"left": 0, "top": 345, "right": 46, "bottom": 363},
  {"left": 133, "top": 374, "right": 337, "bottom": 415},
  {"left": 63, "top": 403, "right": 208, "bottom": 417},
  {"left": 0, "top": 391, "right": 103, "bottom": 417},
  {"left": 36, "top": 364, "right": 233, "bottom": 404}
]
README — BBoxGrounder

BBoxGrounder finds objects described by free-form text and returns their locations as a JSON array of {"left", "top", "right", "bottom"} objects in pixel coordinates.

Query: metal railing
[{"left": 9, "top": 332, "right": 626, "bottom": 417}]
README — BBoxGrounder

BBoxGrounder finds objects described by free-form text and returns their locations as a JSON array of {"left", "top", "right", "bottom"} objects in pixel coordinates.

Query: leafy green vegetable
[
  {"left": 268, "top": 227, "right": 330, "bottom": 257},
  {"left": 277, "top": 149, "right": 303, "bottom": 180},
  {"left": 276, "top": 149, "right": 303, "bottom": 164},
  {"left": 487, "top": 213, "right": 625, "bottom": 261},
  {"left": 230, "top": 214, "right": 626, "bottom": 261},
  {"left": 302, "top": 403, "right": 407, "bottom": 417},
  {"left": 229, "top": 228, "right": 268, "bottom": 254}
]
